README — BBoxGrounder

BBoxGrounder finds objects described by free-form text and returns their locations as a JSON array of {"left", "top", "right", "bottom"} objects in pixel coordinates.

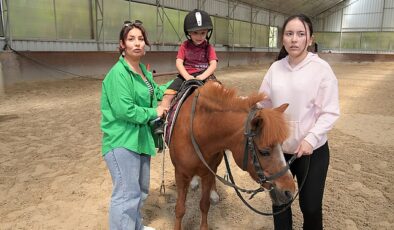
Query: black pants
[
  {"left": 167, "top": 71, "right": 216, "bottom": 91},
  {"left": 273, "top": 142, "right": 330, "bottom": 230}
]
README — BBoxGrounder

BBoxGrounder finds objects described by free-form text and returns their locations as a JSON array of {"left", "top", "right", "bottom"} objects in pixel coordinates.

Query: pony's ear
[
  {"left": 250, "top": 115, "right": 263, "bottom": 131},
  {"left": 274, "top": 103, "right": 289, "bottom": 113}
]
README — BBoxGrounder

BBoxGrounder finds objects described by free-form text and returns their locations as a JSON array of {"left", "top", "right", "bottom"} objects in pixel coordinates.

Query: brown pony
[{"left": 169, "top": 81, "right": 295, "bottom": 230}]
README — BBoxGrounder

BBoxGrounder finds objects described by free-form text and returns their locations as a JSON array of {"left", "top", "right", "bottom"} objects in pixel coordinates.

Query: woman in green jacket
[{"left": 100, "top": 20, "right": 167, "bottom": 230}]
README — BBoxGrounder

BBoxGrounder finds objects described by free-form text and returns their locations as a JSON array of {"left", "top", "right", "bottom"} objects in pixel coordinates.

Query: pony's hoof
[
  {"left": 190, "top": 176, "right": 199, "bottom": 190},
  {"left": 210, "top": 190, "right": 220, "bottom": 205}
]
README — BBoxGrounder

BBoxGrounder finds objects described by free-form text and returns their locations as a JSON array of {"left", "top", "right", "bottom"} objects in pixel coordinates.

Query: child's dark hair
[
  {"left": 277, "top": 14, "right": 313, "bottom": 61},
  {"left": 118, "top": 20, "right": 150, "bottom": 55}
]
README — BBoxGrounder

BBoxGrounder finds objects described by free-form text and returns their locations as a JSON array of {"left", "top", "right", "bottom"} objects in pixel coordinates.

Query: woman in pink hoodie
[{"left": 259, "top": 14, "right": 340, "bottom": 230}]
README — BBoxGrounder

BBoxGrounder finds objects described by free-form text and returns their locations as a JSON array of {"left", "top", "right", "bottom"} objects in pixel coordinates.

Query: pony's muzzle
[
  {"left": 269, "top": 187, "right": 294, "bottom": 206},
  {"left": 284, "top": 190, "right": 293, "bottom": 202}
]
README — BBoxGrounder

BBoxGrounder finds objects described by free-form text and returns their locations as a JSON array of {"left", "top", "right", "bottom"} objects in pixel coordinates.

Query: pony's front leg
[
  {"left": 210, "top": 179, "right": 219, "bottom": 204},
  {"left": 190, "top": 175, "right": 219, "bottom": 204},
  {"left": 174, "top": 170, "right": 190, "bottom": 230},
  {"left": 199, "top": 174, "right": 215, "bottom": 230}
]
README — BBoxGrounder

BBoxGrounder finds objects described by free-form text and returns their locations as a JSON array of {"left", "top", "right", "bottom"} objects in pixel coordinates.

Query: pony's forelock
[{"left": 259, "top": 109, "right": 289, "bottom": 146}]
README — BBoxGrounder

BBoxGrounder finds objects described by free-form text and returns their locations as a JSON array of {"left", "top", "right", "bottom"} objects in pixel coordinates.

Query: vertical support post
[
  {"left": 88, "top": 0, "right": 95, "bottom": 39},
  {"left": 53, "top": 0, "right": 58, "bottom": 40},
  {"left": 339, "top": 7, "right": 343, "bottom": 53},
  {"left": 95, "top": 0, "right": 104, "bottom": 51},
  {"left": 250, "top": 7, "right": 253, "bottom": 48},
  {"left": 380, "top": 0, "right": 386, "bottom": 52},
  {"left": 128, "top": 0, "right": 131, "bottom": 20},
  {"left": 198, "top": 0, "right": 207, "bottom": 10},
  {"left": 1, "top": 0, "right": 12, "bottom": 49},
  {"left": 228, "top": 0, "right": 236, "bottom": 51},
  {"left": 268, "top": 11, "right": 271, "bottom": 52},
  {"left": 250, "top": 8, "right": 258, "bottom": 49},
  {"left": 156, "top": 0, "right": 164, "bottom": 46},
  {"left": 0, "top": 62, "right": 4, "bottom": 95}
]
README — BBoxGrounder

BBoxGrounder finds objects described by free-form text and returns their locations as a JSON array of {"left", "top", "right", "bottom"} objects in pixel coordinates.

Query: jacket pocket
[{"left": 282, "top": 121, "right": 303, "bottom": 154}]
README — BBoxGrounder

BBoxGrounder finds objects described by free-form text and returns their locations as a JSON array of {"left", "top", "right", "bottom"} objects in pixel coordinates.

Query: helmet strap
[{"left": 206, "top": 29, "right": 213, "bottom": 42}]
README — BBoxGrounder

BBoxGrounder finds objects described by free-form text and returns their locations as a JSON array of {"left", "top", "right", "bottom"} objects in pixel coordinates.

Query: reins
[
  {"left": 189, "top": 89, "right": 310, "bottom": 216},
  {"left": 224, "top": 153, "right": 309, "bottom": 215}
]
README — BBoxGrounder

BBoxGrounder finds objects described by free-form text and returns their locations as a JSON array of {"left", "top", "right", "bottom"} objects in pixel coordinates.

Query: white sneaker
[{"left": 143, "top": 226, "right": 155, "bottom": 230}]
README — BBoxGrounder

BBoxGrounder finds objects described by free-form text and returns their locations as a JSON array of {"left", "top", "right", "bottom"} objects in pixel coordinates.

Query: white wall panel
[
  {"left": 314, "top": 18, "right": 324, "bottom": 31},
  {"left": 134, "top": 0, "right": 156, "bottom": 5},
  {"left": 271, "top": 14, "right": 285, "bottom": 27},
  {"left": 343, "top": 0, "right": 383, "bottom": 14},
  {"left": 324, "top": 10, "right": 342, "bottom": 32},
  {"left": 162, "top": 0, "right": 181, "bottom": 9},
  {"left": 385, "top": 0, "right": 394, "bottom": 7},
  {"left": 183, "top": 0, "right": 198, "bottom": 11},
  {"left": 132, "top": 0, "right": 196, "bottom": 11},
  {"left": 383, "top": 8, "right": 394, "bottom": 30},
  {"left": 254, "top": 9, "right": 270, "bottom": 24},
  {"left": 204, "top": 0, "right": 228, "bottom": 18},
  {"left": 342, "top": 13, "right": 383, "bottom": 31},
  {"left": 342, "top": 0, "right": 384, "bottom": 31},
  {"left": 316, "top": 0, "right": 394, "bottom": 32},
  {"left": 233, "top": 3, "right": 251, "bottom": 21},
  {"left": 163, "top": 0, "right": 196, "bottom": 11}
]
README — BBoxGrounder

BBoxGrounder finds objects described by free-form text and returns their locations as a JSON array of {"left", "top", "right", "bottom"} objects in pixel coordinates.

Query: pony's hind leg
[
  {"left": 174, "top": 170, "right": 190, "bottom": 230},
  {"left": 199, "top": 174, "right": 216, "bottom": 230}
]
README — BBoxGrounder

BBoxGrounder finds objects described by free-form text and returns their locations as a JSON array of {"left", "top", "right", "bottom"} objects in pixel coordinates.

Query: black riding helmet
[{"left": 184, "top": 9, "right": 213, "bottom": 41}]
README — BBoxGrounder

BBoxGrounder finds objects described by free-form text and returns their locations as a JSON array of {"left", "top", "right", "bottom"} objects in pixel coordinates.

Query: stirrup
[{"left": 150, "top": 117, "right": 165, "bottom": 135}]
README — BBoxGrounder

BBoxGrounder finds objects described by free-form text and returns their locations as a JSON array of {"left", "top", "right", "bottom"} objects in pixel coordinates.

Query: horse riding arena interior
[{"left": 0, "top": 59, "right": 393, "bottom": 229}]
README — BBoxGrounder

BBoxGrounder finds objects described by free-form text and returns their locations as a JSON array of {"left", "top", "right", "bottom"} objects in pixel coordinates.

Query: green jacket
[{"left": 100, "top": 56, "right": 170, "bottom": 156}]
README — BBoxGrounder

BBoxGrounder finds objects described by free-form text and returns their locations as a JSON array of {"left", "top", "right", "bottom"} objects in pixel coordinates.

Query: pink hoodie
[{"left": 259, "top": 52, "right": 340, "bottom": 154}]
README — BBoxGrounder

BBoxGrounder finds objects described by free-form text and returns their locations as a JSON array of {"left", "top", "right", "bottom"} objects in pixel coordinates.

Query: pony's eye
[{"left": 258, "top": 147, "right": 270, "bottom": 156}]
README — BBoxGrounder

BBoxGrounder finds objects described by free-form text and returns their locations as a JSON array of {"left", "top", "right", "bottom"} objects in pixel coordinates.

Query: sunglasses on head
[{"left": 123, "top": 20, "right": 142, "bottom": 28}]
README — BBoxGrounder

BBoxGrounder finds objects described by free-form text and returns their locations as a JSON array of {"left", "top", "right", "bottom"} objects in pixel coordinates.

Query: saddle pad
[{"left": 164, "top": 85, "right": 200, "bottom": 145}]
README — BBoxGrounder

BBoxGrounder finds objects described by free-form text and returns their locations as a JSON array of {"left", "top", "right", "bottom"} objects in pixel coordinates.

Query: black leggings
[{"left": 273, "top": 142, "right": 330, "bottom": 230}]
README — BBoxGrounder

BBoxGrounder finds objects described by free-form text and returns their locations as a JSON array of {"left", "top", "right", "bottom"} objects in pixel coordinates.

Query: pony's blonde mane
[
  {"left": 198, "top": 81, "right": 265, "bottom": 112},
  {"left": 198, "top": 81, "right": 289, "bottom": 145}
]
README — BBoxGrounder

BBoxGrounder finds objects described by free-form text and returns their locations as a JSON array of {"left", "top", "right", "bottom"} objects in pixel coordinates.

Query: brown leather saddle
[{"left": 164, "top": 79, "right": 204, "bottom": 145}]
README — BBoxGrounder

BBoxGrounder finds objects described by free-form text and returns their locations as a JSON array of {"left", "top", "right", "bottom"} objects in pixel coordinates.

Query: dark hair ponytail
[{"left": 277, "top": 46, "right": 288, "bottom": 61}]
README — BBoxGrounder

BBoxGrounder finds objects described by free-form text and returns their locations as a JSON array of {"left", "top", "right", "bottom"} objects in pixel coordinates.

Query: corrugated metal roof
[{"left": 236, "top": 0, "right": 346, "bottom": 17}]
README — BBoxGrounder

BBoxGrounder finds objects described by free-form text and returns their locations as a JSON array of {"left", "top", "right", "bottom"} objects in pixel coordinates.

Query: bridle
[
  {"left": 241, "top": 106, "right": 296, "bottom": 189},
  {"left": 189, "top": 89, "right": 306, "bottom": 215}
]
